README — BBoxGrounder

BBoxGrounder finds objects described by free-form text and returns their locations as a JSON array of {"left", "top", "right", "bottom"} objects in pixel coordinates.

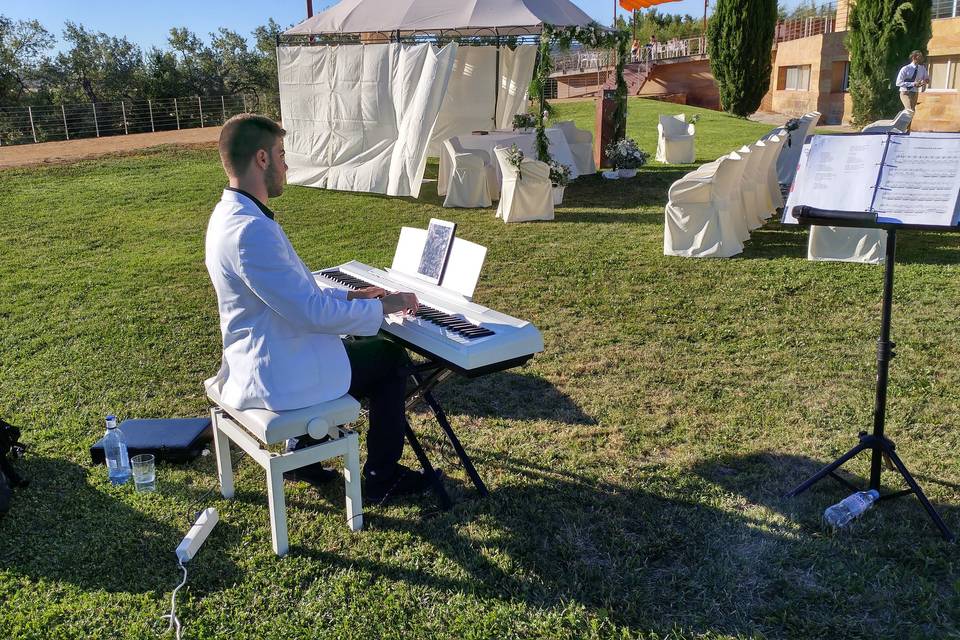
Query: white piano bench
[{"left": 206, "top": 388, "right": 364, "bottom": 557}]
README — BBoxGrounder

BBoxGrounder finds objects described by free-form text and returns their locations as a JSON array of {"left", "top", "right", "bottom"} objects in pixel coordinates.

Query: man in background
[
  {"left": 205, "top": 113, "right": 437, "bottom": 504},
  {"left": 896, "top": 50, "right": 929, "bottom": 115}
]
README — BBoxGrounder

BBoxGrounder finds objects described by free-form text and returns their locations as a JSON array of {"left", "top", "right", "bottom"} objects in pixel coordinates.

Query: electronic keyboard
[{"left": 314, "top": 261, "right": 543, "bottom": 376}]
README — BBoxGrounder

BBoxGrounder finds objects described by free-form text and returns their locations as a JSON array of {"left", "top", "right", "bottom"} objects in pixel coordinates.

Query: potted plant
[
  {"left": 512, "top": 113, "right": 537, "bottom": 133},
  {"left": 549, "top": 161, "right": 572, "bottom": 205},
  {"left": 605, "top": 138, "right": 650, "bottom": 178}
]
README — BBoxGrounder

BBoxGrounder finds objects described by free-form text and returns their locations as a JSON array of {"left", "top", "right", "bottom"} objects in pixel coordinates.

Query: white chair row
[
  {"left": 664, "top": 131, "right": 788, "bottom": 258},
  {"left": 441, "top": 120, "right": 595, "bottom": 216},
  {"left": 656, "top": 114, "right": 696, "bottom": 164}
]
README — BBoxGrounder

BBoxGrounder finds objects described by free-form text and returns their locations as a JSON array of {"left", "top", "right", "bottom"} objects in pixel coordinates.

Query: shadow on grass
[
  {"left": 433, "top": 370, "right": 597, "bottom": 426},
  {"left": 0, "top": 456, "right": 241, "bottom": 594},
  {"left": 283, "top": 448, "right": 958, "bottom": 637},
  {"left": 690, "top": 451, "right": 959, "bottom": 541}
]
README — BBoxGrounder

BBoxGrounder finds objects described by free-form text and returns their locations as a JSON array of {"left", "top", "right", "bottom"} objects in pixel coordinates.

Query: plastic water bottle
[
  {"left": 103, "top": 415, "right": 131, "bottom": 485},
  {"left": 823, "top": 489, "right": 880, "bottom": 529}
]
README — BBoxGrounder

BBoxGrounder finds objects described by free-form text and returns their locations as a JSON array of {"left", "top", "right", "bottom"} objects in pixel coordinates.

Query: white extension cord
[{"left": 162, "top": 508, "right": 219, "bottom": 639}]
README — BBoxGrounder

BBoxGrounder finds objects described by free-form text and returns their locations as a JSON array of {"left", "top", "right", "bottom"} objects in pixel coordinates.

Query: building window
[
  {"left": 928, "top": 56, "right": 959, "bottom": 91},
  {"left": 932, "top": 0, "right": 959, "bottom": 19},
  {"left": 782, "top": 65, "right": 811, "bottom": 91}
]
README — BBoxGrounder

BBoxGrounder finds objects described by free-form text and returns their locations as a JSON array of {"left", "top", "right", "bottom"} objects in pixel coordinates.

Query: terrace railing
[{"left": 0, "top": 93, "right": 281, "bottom": 147}]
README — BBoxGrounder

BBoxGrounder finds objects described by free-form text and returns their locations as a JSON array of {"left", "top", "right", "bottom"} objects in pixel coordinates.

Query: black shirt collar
[{"left": 224, "top": 187, "right": 275, "bottom": 220}]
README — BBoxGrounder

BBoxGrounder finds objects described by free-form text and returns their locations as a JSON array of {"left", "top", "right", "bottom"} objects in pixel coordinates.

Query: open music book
[{"left": 782, "top": 133, "right": 960, "bottom": 227}]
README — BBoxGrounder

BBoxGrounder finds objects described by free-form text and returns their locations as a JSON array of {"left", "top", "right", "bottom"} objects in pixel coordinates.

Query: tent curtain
[
  {"left": 495, "top": 44, "right": 538, "bottom": 129},
  {"left": 428, "top": 44, "right": 537, "bottom": 156},
  {"left": 278, "top": 42, "right": 457, "bottom": 197}
]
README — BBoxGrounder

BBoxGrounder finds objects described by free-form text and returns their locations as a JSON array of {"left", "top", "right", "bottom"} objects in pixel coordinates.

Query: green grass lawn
[{"left": 2, "top": 97, "right": 959, "bottom": 639}]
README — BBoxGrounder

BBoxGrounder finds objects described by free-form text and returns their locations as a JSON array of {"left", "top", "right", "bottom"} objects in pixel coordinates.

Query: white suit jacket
[{"left": 205, "top": 189, "right": 383, "bottom": 411}]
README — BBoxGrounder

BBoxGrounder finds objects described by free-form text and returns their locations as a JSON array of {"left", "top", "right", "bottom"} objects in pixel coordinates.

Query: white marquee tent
[{"left": 278, "top": 0, "right": 597, "bottom": 197}]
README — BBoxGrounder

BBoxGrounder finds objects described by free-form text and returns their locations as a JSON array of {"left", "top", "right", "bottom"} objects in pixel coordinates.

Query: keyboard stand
[{"left": 402, "top": 361, "right": 489, "bottom": 510}]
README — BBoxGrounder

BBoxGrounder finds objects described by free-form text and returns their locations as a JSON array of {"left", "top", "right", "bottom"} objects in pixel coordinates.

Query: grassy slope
[{"left": 1, "top": 98, "right": 959, "bottom": 639}]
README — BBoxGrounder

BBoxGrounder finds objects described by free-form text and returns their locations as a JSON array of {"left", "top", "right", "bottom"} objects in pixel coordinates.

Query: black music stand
[{"left": 787, "top": 207, "right": 955, "bottom": 541}]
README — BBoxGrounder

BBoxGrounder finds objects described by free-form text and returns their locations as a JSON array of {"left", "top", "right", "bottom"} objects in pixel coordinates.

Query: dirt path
[{"left": 0, "top": 127, "right": 222, "bottom": 169}]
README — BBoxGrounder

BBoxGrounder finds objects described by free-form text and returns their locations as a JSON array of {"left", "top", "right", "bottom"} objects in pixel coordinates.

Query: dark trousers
[{"left": 342, "top": 336, "right": 411, "bottom": 476}]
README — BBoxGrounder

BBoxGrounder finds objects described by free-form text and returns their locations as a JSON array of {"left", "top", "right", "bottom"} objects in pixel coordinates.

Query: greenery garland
[{"left": 529, "top": 23, "right": 631, "bottom": 165}]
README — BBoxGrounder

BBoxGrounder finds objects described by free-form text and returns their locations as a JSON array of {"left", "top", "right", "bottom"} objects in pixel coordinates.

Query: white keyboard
[{"left": 314, "top": 261, "right": 544, "bottom": 375}]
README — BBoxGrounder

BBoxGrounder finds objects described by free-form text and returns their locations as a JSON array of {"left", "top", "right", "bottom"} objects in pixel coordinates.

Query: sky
[{"left": 3, "top": 0, "right": 715, "bottom": 51}]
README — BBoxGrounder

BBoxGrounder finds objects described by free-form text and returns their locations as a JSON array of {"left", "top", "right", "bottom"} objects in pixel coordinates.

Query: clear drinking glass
[{"left": 131, "top": 454, "right": 156, "bottom": 492}]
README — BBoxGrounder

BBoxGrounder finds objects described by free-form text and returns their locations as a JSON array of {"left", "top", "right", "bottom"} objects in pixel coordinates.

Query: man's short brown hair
[{"left": 218, "top": 114, "right": 286, "bottom": 176}]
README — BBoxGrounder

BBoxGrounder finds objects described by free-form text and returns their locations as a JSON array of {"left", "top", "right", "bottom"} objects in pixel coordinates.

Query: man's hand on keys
[{"left": 381, "top": 292, "right": 419, "bottom": 316}]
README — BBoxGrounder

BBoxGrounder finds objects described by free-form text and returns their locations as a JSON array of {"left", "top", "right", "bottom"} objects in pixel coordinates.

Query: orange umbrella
[{"left": 619, "top": 0, "right": 682, "bottom": 10}]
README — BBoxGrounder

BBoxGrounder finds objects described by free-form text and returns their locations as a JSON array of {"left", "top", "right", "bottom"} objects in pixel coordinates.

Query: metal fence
[{"left": 0, "top": 93, "right": 281, "bottom": 147}]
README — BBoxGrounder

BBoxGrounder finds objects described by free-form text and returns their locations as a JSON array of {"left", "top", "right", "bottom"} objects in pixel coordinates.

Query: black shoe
[
  {"left": 364, "top": 463, "right": 440, "bottom": 505},
  {"left": 285, "top": 463, "right": 340, "bottom": 488}
]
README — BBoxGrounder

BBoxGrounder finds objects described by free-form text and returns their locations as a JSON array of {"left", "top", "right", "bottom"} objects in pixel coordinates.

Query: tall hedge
[
  {"left": 847, "top": 0, "right": 932, "bottom": 126},
  {"left": 707, "top": 0, "right": 778, "bottom": 116}
]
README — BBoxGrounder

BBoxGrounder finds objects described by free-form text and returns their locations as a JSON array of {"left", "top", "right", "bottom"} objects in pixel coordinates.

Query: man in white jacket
[{"left": 205, "top": 114, "right": 435, "bottom": 503}]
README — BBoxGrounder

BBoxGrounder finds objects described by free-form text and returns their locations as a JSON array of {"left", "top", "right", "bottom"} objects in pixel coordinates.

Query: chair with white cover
[
  {"left": 206, "top": 384, "right": 363, "bottom": 556},
  {"left": 862, "top": 109, "right": 913, "bottom": 133},
  {"left": 442, "top": 139, "right": 494, "bottom": 208},
  {"left": 776, "top": 112, "right": 820, "bottom": 187},
  {"left": 554, "top": 120, "right": 596, "bottom": 175},
  {"left": 664, "top": 152, "right": 747, "bottom": 258},
  {"left": 808, "top": 226, "right": 887, "bottom": 264},
  {"left": 760, "top": 132, "right": 787, "bottom": 213},
  {"left": 493, "top": 146, "right": 554, "bottom": 223},
  {"left": 656, "top": 114, "right": 696, "bottom": 164},
  {"left": 736, "top": 143, "right": 771, "bottom": 230}
]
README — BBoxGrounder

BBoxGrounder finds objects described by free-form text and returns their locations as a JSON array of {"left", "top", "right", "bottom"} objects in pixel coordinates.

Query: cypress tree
[
  {"left": 707, "top": 0, "right": 778, "bottom": 117},
  {"left": 847, "top": 0, "right": 932, "bottom": 126}
]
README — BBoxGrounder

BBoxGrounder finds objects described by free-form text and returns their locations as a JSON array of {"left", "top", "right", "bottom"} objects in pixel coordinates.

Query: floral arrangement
[
  {"left": 512, "top": 113, "right": 537, "bottom": 130},
  {"left": 505, "top": 144, "right": 525, "bottom": 179},
  {"left": 549, "top": 161, "right": 572, "bottom": 188},
  {"left": 605, "top": 138, "right": 649, "bottom": 170},
  {"left": 687, "top": 114, "right": 701, "bottom": 125}
]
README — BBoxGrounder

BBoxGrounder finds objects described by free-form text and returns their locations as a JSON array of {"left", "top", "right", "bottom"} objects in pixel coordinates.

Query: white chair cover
[
  {"left": 862, "top": 110, "right": 914, "bottom": 133},
  {"left": 656, "top": 114, "right": 696, "bottom": 164},
  {"left": 664, "top": 153, "right": 746, "bottom": 258},
  {"left": 776, "top": 112, "right": 820, "bottom": 186},
  {"left": 808, "top": 226, "right": 887, "bottom": 264},
  {"left": 717, "top": 150, "right": 750, "bottom": 242},
  {"left": 442, "top": 140, "right": 492, "bottom": 208},
  {"left": 554, "top": 120, "right": 596, "bottom": 175},
  {"left": 761, "top": 133, "right": 787, "bottom": 212},
  {"left": 737, "top": 143, "right": 769, "bottom": 230},
  {"left": 493, "top": 146, "right": 554, "bottom": 223}
]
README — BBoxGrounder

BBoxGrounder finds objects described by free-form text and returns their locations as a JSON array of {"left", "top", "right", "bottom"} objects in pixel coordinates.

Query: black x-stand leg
[
  {"left": 401, "top": 363, "right": 490, "bottom": 510},
  {"left": 786, "top": 229, "right": 955, "bottom": 541}
]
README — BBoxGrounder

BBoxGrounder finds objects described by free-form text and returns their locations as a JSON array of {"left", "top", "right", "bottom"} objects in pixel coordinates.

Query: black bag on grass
[{"left": 0, "top": 418, "right": 28, "bottom": 517}]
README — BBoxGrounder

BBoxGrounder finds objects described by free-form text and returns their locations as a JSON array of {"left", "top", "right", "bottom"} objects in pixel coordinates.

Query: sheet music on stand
[{"left": 782, "top": 132, "right": 960, "bottom": 228}]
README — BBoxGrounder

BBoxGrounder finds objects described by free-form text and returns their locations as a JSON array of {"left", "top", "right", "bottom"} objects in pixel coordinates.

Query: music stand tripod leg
[
  {"left": 785, "top": 440, "right": 870, "bottom": 497},
  {"left": 883, "top": 447, "right": 955, "bottom": 542}
]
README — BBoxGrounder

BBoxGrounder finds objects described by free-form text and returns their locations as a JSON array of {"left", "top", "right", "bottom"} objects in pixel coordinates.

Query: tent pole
[{"left": 494, "top": 28, "right": 500, "bottom": 130}]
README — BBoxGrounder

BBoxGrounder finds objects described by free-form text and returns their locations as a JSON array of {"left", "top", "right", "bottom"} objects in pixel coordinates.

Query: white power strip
[{"left": 176, "top": 507, "right": 219, "bottom": 563}]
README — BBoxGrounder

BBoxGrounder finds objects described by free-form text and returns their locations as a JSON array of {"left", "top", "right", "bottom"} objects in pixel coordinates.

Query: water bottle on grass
[
  {"left": 103, "top": 415, "right": 131, "bottom": 485},
  {"left": 823, "top": 489, "right": 880, "bottom": 529}
]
